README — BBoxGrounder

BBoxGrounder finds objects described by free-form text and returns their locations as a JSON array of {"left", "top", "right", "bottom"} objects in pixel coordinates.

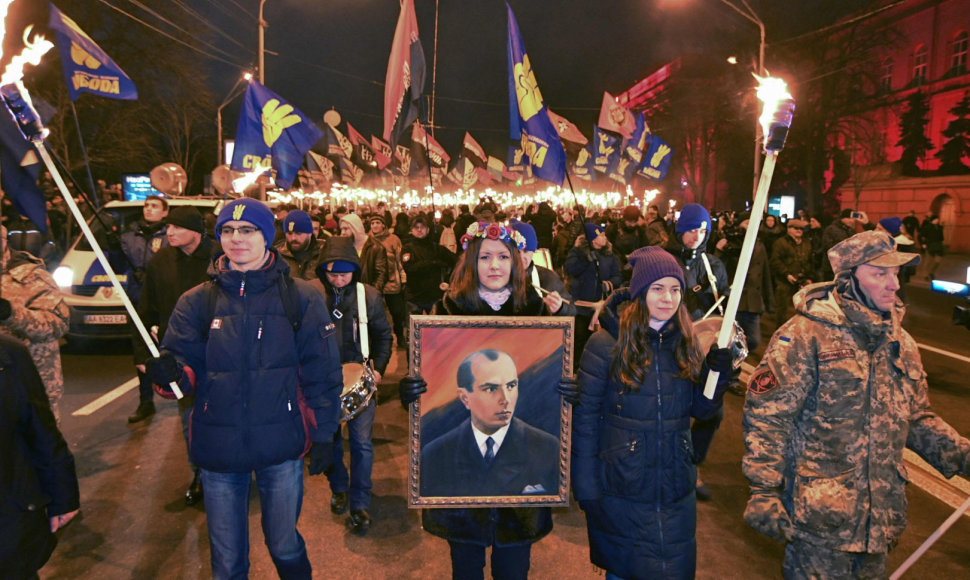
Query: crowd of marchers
[{"left": 4, "top": 191, "right": 969, "bottom": 580}]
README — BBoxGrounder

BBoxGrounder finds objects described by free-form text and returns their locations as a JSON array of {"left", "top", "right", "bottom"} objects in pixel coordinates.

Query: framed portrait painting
[{"left": 407, "top": 315, "right": 574, "bottom": 508}]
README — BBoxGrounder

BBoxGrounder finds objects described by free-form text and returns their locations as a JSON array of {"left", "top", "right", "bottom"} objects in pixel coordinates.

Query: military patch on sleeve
[
  {"left": 818, "top": 349, "right": 854, "bottom": 363},
  {"left": 777, "top": 336, "right": 791, "bottom": 347},
  {"left": 402, "top": 252, "right": 411, "bottom": 263},
  {"left": 748, "top": 368, "right": 779, "bottom": 394}
]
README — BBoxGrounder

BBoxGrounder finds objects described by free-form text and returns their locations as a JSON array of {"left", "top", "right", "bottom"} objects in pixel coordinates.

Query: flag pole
[
  {"left": 68, "top": 100, "right": 100, "bottom": 208},
  {"left": 418, "top": 97, "right": 437, "bottom": 236},
  {"left": 0, "top": 83, "right": 183, "bottom": 398}
]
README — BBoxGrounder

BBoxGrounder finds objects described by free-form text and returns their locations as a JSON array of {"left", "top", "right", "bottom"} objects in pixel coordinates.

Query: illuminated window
[
  {"left": 913, "top": 45, "right": 928, "bottom": 83},
  {"left": 880, "top": 58, "right": 893, "bottom": 91},
  {"left": 952, "top": 32, "right": 968, "bottom": 73}
]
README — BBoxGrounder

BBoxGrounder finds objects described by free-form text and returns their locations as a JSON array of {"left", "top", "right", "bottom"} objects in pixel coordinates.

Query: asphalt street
[{"left": 39, "top": 273, "right": 970, "bottom": 579}]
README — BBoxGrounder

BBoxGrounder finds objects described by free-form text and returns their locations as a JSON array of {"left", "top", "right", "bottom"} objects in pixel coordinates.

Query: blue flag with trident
[
  {"left": 48, "top": 3, "right": 137, "bottom": 101},
  {"left": 507, "top": 3, "right": 565, "bottom": 186},
  {"left": 230, "top": 81, "right": 323, "bottom": 190}
]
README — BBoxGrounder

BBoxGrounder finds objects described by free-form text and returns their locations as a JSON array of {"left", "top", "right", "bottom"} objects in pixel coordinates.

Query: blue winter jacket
[
  {"left": 572, "top": 289, "right": 724, "bottom": 579},
  {"left": 161, "top": 249, "right": 343, "bottom": 473}
]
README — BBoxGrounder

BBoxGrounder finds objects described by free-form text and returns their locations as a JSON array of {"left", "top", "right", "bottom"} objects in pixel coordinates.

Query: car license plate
[{"left": 83, "top": 314, "right": 127, "bottom": 325}]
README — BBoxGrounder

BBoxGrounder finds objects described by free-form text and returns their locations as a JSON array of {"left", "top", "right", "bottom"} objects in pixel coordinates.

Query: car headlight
[{"left": 53, "top": 265, "right": 74, "bottom": 288}]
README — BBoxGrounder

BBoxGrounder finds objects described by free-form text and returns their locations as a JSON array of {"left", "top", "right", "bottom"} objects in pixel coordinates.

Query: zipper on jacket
[
  {"left": 257, "top": 319, "right": 264, "bottom": 366},
  {"left": 239, "top": 277, "right": 246, "bottom": 297}
]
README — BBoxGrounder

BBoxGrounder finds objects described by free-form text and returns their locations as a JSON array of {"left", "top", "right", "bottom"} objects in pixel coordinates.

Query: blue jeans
[
  {"left": 201, "top": 459, "right": 311, "bottom": 580},
  {"left": 328, "top": 399, "right": 375, "bottom": 510},
  {"left": 737, "top": 311, "right": 762, "bottom": 352}
]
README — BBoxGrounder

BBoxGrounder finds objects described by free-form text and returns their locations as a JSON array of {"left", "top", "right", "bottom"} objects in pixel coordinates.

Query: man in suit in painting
[{"left": 420, "top": 349, "right": 560, "bottom": 497}]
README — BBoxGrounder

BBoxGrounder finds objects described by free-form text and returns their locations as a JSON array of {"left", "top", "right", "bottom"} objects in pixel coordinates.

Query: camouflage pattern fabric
[
  {"left": 742, "top": 279, "right": 970, "bottom": 554},
  {"left": 1, "top": 252, "right": 69, "bottom": 421},
  {"left": 783, "top": 542, "right": 887, "bottom": 579}
]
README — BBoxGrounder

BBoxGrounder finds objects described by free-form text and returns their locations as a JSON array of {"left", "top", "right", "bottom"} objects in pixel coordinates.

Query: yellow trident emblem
[
  {"left": 514, "top": 54, "right": 543, "bottom": 122},
  {"left": 232, "top": 204, "right": 245, "bottom": 220}
]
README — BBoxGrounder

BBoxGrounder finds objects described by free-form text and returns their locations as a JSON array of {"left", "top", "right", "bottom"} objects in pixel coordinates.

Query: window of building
[
  {"left": 880, "top": 58, "right": 893, "bottom": 91},
  {"left": 913, "top": 45, "right": 928, "bottom": 83},
  {"left": 952, "top": 32, "right": 968, "bottom": 74}
]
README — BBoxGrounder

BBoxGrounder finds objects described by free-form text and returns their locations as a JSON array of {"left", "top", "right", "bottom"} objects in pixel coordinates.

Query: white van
[{"left": 53, "top": 198, "right": 225, "bottom": 340}]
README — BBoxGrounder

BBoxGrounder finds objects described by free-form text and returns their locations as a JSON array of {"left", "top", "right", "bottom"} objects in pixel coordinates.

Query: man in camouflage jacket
[
  {"left": 0, "top": 235, "right": 69, "bottom": 421},
  {"left": 742, "top": 230, "right": 970, "bottom": 579}
]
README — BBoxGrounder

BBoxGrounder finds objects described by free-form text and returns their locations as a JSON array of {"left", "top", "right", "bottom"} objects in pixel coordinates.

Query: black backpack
[{"left": 200, "top": 275, "right": 302, "bottom": 339}]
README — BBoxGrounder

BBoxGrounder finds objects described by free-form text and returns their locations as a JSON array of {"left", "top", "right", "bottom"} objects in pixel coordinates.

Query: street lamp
[
  {"left": 217, "top": 72, "right": 252, "bottom": 164},
  {"left": 712, "top": 0, "right": 765, "bottom": 198}
]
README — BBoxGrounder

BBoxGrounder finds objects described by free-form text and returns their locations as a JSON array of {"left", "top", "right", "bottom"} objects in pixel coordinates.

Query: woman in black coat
[
  {"left": 400, "top": 222, "right": 576, "bottom": 580},
  {"left": 572, "top": 247, "right": 732, "bottom": 580}
]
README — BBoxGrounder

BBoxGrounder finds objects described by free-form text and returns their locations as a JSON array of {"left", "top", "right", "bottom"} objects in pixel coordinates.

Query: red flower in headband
[{"left": 485, "top": 223, "right": 503, "bottom": 240}]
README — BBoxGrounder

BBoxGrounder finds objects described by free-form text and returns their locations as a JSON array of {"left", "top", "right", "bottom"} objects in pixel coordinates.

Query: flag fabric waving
[
  {"left": 383, "top": 0, "right": 426, "bottom": 149},
  {"left": 547, "top": 109, "right": 588, "bottom": 146},
  {"left": 0, "top": 112, "right": 46, "bottom": 232},
  {"left": 598, "top": 91, "right": 635, "bottom": 139},
  {"left": 412, "top": 123, "right": 450, "bottom": 168},
  {"left": 593, "top": 126, "right": 619, "bottom": 174},
  {"left": 371, "top": 135, "right": 394, "bottom": 170},
  {"left": 346, "top": 122, "right": 376, "bottom": 168},
  {"left": 507, "top": 3, "right": 565, "bottom": 186},
  {"left": 48, "top": 3, "right": 137, "bottom": 101},
  {"left": 230, "top": 81, "right": 323, "bottom": 190},
  {"left": 571, "top": 143, "right": 596, "bottom": 182},
  {"left": 624, "top": 112, "right": 650, "bottom": 165},
  {"left": 639, "top": 135, "right": 673, "bottom": 181},
  {"left": 462, "top": 132, "right": 488, "bottom": 167}
]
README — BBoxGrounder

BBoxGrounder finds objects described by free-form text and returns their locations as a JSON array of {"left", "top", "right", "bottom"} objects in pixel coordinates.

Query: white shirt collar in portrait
[{"left": 471, "top": 422, "right": 510, "bottom": 458}]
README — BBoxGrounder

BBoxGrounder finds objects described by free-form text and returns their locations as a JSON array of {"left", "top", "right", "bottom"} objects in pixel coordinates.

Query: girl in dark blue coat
[{"left": 572, "top": 247, "right": 733, "bottom": 580}]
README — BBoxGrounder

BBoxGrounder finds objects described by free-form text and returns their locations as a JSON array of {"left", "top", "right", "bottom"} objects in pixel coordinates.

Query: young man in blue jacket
[{"left": 146, "top": 198, "right": 343, "bottom": 580}]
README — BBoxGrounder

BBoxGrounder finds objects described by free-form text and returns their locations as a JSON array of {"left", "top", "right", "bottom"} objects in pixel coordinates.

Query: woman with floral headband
[{"left": 399, "top": 222, "right": 578, "bottom": 579}]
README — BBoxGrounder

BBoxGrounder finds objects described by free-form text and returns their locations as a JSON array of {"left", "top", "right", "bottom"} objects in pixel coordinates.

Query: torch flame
[
  {"left": 232, "top": 159, "right": 272, "bottom": 192},
  {"left": 0, "top": 27, "right": 54, "bottom": 87},
  {"left": 754, "top": 74, "right": 793, "bottom": 139}
]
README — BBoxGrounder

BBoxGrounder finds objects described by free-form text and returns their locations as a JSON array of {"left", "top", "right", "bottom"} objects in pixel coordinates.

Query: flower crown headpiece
[{"left": 460, "top": 222, "right": 526, "bottom": 252}]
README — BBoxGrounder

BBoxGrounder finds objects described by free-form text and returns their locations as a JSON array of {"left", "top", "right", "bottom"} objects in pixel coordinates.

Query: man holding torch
[{"left": 742, "top": 230, "right": 970, "bottom": 578}]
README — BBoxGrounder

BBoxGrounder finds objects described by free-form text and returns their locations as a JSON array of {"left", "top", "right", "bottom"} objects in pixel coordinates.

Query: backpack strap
[
  {"left": 277, "top": 275, "right": 302, "bottom": 334},
  {"left": 201, "top": 280, "right": 218, "bottom": 340}
]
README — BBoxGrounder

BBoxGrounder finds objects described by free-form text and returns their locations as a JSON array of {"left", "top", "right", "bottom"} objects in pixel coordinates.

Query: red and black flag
[
  {"left": 346, "top": 122, "right": 376, "bottom": 169},
  {"left": 383, "top": 0, "right": 426, "bottom": 149},
  {"left": 411, "top": 123, "right": 450, "bottom": 171},
  {"left": 462, "top": 132, "right": 488, "bottom": 167}
]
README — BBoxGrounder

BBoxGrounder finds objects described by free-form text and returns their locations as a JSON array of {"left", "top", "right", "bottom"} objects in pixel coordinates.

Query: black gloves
[
  {"left": 145, "top": 353, "right": 182, "bottom": 386},
  {"left": 557, "top": 378, "right": 580, "bottom": 406},
  {"left": 705, "top": 345, "right": 734, "bottom": 374},
  {"left": 0, "top": 298, "right": 11, "bottom": 321},
  {"left": 399, "top": 376, "right": 427, "bottom": 409},
  {"left": 307, "top": 441, "right": 335, "bottom": 476}
]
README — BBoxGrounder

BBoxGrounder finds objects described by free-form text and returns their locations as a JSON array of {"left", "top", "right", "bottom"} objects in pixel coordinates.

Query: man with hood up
[
  {"left": 664, "top": 203, "right": 730, "bottom": 501},
  {"left": 743, "top": 230, "right": 970, "bottom": 578},
  {"left": 310, "top": 236, "right": 393, "bottom": 535}
]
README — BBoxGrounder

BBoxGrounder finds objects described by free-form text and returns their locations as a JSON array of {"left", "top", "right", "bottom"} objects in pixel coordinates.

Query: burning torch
[
  {"left": 0, "top": 69, "right": 185, "bottom": 398},
  {"left": 703, "top": 75, "right": 794, "bottom": 399}
]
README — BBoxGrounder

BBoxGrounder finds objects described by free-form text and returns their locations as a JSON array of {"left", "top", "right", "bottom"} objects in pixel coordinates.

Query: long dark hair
[
  {"left": 610, "top": 295, "right": 704, "bottom": 392},
  {"left": 446, "top": 234, "right": 529, "bottom": 312}
]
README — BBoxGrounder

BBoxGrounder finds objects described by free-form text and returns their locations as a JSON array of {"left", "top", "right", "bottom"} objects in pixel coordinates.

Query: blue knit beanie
[
  {"left": 509, "top": 221, "right": 538, "bottom": 251},
  {"left": 215, "top": 198, "right": 276, "bottom": 249},
  {"left": 584, "top": 221, "right": 605, "bottom": 241},
  {"left": 323, "top": 260, "right": 357, "bottom": 273},
  {"left": 628, "top": 246, "right": 685, "bottom": 298},
  {"left": 878, "top": 216, "right": 902, "bottom": 237},
  {"left": 676, "top": 203, "right": 711, "bottom": 234},
  {"left": 282, "top": 210, "right": 313, "bottom": 235}
]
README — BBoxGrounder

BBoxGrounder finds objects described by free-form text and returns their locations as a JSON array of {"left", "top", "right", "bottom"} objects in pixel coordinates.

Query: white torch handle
[
  {"left": 703, "top": 152, "right": 778, "bottom": 399},
  {"left": 34, "top": 143, "right": 184, "bottom": 399}
]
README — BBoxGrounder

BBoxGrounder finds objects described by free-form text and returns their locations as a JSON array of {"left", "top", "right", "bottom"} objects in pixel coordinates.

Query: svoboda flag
[{"left": 48, "top": 3, "right": 136, "bottom": 101}]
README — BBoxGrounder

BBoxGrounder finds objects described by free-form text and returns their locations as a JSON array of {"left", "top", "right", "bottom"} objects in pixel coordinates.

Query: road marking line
[
  {"left": 72, "top": 377, "right": 139, "bottom": 416},
  {"left": 737, "top": 363, "right": 968, "bottom": 512},
  {"left": 916, "top": 342, "right": 970, "bottom": 365}
]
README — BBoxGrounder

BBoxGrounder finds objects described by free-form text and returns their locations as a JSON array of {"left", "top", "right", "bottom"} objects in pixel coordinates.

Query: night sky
[{"left": 15, "top": 0, "right": 877, "bottom": 159}]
